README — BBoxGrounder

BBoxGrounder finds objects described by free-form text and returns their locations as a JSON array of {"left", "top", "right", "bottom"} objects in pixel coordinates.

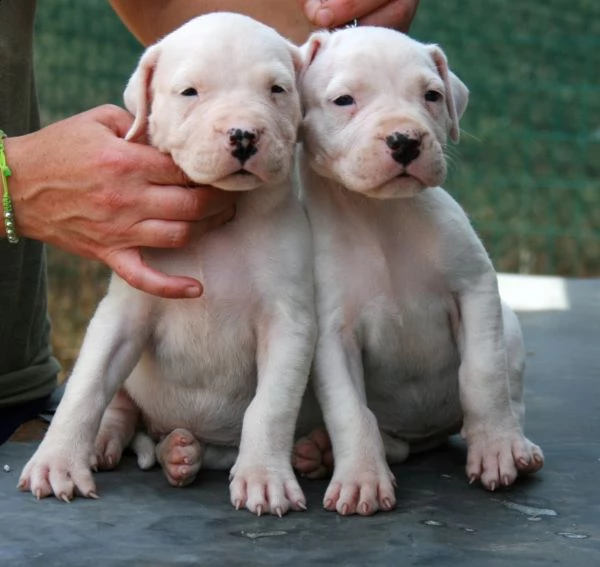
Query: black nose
[
  {"left": 385, "top": 132, "right": 420, "bottom": 166},
  {"left": 228, "top": 128, "right": 259, "bottom": 164}
]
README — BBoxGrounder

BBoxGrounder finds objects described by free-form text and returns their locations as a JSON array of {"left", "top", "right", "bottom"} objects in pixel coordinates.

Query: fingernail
[
  {"left": 185, "top": 286, "right": 202, "bottom": 298},
  {"left": 316, "top": 8, "right": 334, "bottom": 28}
]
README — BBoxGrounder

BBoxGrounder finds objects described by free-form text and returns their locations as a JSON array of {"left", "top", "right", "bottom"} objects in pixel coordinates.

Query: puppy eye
[
  {"left": 333, "top": 95, "right": 355, "bottom": 106},
  {"left": 425, "top": 90, "right": 442, "bottom": 102},
  {"left": 181, "top": 87, "right": 198, "bottom": 97},
  {"left": 271, "top": 85, "right": 286, "bottom": 94}
]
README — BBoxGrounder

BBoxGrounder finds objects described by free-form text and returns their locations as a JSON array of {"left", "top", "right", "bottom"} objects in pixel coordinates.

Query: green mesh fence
[{"left": 34, "top": 0, "right": 599, "bottom": 277}]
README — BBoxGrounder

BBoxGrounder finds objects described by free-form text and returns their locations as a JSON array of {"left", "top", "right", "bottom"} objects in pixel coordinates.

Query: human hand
[
  {"left": 298, "top": 0, "right": 419, "bottom": 32},
  {"left": 5, "top": 105, "right": 236, "bottom": 298}
]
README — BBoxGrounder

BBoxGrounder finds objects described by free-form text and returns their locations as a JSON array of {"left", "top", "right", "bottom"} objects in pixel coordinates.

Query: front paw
[
  {"left": 465, "top": 425, "right": 544, "bottom": 490},
  {"left": 324, "top": 456, "right": 396, "bottom": 516},
  {"left": 18, "top": 438, "right": 98, "bottom": 501},
  {"left": 229, "top": 456, "right": 306, "bottom": 517}
]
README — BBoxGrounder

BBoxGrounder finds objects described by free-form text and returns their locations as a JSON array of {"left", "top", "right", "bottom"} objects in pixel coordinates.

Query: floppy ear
[
  {"left": 300, "top": 30, "right": 331, "bottom": 74},
  {"left": 123, "top": 45, "right": 161, "bottom": 141},
  {"left": 428, "top": 45, "right": 469, "bottom": 143},
  {"left": 287, "top": 41, "right": 304, "bottom": 77}
]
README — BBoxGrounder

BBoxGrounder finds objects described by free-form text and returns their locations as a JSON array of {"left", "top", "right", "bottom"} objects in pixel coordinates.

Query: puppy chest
[
  {"left": 360, "top": 291, "right": 459, "bottom": 378},
  {"left": 150, "top": 300, "right": 258, "bottom": 386},
  {"left": 358, "top": 292, "right": 462, "bottom": 432}
]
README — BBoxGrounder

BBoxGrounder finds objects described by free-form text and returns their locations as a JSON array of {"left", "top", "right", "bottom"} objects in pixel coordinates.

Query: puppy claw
[
  {"left": 275, "top": 507, "right": 283, "bottom": 518},
  {"left": 35, "top": 489, "right": 42, "bottom": 501},
  {"left": 234, "top": 499, "right": 242, "bottom": 511},
  {"left": 88, "top": 491, "right": 99, "bottom": 499},
  {"left": 489, "top": 481, "right": 496, "bottom": 492},
  {"left": 360, "top": 502, "right": 370, "bottom": 515},
  {"left": 341, "top": 503, "right": 349, "bottom": 516},
  {"left": 324, "top": 498, "right": 333, "bottom": 509},
  {"left": 468, "top": 475, "right": 477, "bottom": 485},
  {"left": 256, "top": 505, "right": 263, "bottom": 517},
  {"left": 382, "top": 497, "right": 394, "bottom": 511},
  {"left": 502, "top": 475, "right": 511, "bottom": 487},
  {"left": 60, "top": 493, "right": 71, "bottom": 504},
  {"left": 296, "top": 500, "right": 307, "bottom": 511}
]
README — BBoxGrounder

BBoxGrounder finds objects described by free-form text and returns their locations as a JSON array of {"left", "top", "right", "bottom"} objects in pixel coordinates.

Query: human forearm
[{"left": 109, "top": 0, "right": 315, "bottom": 45}]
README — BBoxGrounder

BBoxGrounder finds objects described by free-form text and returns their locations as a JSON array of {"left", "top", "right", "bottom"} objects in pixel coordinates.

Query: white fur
[
  {"left": 298, "top": 27, "right": 544, "bottom": 516},
  {"left": 19, "top": 13, "right": 316, "bottom": 517}
]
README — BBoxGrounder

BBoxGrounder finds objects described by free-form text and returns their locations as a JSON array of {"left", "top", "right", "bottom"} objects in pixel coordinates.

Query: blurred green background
[{"left": 33, "top": 0, "right": 599, "bottom": 374}]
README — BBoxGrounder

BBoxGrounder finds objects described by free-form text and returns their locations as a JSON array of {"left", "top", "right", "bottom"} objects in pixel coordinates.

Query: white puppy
[
  {"left": 19, "top": 13, "right": 316, "bottom": 517},
  {"left": 296, "top": 28, "right": 544, "bottom": 516}
]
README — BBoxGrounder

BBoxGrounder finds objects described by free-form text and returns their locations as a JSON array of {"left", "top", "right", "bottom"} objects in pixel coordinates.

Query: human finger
[
  {"left": 138, "top": 186, "right": 236, "bottom": 222},
  {"left": 359, "top": 0, "right": 419, "bottom": 32},
  {"left": 299, "top": 0, "right": 387, "bottom": 28},
  {"left": 106, "top": 248, "right": 203, "bottom": 299},
  {"left": 130, "top": 206, "right": 236, "bottom": 248}
]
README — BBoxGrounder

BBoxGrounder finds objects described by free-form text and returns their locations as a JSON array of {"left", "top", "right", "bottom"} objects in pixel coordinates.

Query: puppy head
[
  {"left": 124, "top": 12, "right": 302, "bottom": 191},
  {"left": 300, "top": 28, "right": 468, "bottom": 199}
]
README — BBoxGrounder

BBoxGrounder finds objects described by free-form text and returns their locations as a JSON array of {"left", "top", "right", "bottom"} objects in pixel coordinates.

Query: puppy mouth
[
  {"left": 211, "top": 169, "right": 264, "bottom": 191},
  {"left": 395, "top": 168, "right": 426, "bottom": 186},
  {"left": 358, "top": 170, "right": 427, "bottom": 199}
]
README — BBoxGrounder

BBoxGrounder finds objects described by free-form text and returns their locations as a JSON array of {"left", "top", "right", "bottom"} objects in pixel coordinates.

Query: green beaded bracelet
[{"left": 0, "top": 130, "right": 19, "bottom": 244}]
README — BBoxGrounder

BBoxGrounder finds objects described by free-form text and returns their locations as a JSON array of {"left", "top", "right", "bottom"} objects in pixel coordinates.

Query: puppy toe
[
  {"left": 285, "top": 480, "right": 307, "bottom": 511},
  {"left": 336, "top": 483, "right": 359, "bottom": 516}
]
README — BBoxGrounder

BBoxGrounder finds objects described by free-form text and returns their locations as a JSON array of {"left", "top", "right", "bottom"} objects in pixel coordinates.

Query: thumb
[{"left": 91, "top": 105, "right": 136, "bottom": 140}]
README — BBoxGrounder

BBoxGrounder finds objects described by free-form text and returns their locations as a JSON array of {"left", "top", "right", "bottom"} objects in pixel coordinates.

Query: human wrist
[
  {"left": 0, "top": 132, "right": 47, "bottom": 243},
  {"left": 0, "top": 131, "right": 19, "bottom": 243}
]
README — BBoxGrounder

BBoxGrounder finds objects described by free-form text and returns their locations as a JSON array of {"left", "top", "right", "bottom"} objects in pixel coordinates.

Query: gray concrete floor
[{"left": 1, "top": 278, "right": 599, "bottom": 566}]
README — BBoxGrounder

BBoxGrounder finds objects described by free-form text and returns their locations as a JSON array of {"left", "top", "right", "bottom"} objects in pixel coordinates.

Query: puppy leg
[
  {"left": 502, "top": 303, "right": 544, "bottom": 474},
  {"left": 458, "top": 278, "right": 544, "bottom": 491},
  {"left": 156, "top": 429, "right": 204, "bottom": 487},
  {"left": 95, "top": 388, "right": 139, "bottom": 470},
  {"left": 229, "top": 308, "right": 316, "bottom": 517},
  {"left": 314, "top": 333, "right": 396, "bottom": 516},
  {"left": 18, "top": 286, "right": 152, "bottom": 501}
]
